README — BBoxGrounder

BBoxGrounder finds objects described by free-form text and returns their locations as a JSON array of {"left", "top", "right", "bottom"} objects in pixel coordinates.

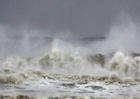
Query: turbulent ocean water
[
  {"left": 1, "top": 34, "right": 140, "bottom": 99},
  {"left": 0, "top": 18, "right": 140, "bottom": 98}
]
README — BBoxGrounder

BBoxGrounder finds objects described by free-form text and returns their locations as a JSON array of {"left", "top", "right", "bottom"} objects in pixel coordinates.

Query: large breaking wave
[
  {"left": 0, "top": 13, "right": 140, "bottom": 85},
  {"left": 0, "top": 41, "right": 140, "bottom": 84}
]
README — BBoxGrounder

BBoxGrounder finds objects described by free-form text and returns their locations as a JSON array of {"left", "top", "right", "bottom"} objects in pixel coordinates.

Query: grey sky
[{"left": 0, "top": 0, "right": 140, "bottom": 38}]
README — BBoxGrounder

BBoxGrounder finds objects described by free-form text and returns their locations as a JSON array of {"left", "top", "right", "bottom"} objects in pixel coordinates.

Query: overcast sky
[{"left": 0, "top": 0, "right": 140, "bottom": 38}]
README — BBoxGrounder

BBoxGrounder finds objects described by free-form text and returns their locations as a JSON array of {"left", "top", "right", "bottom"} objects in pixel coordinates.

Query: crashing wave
[
  {"left": 0, "top": 50, "right": 140, "bottom": 84},
  {"left": 109, "top": 52, "right": 140, "bottom": 75}
]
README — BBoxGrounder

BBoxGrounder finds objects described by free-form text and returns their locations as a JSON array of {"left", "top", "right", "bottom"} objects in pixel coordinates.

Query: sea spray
[
  {"left": 109, "top": 52, "right": 140, "bottom": 76},
  {"left": 0, "top": 50, "right": 140, "bottom": 84}
]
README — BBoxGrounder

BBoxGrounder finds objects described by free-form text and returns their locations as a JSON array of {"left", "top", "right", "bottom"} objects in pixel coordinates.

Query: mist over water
[
  {"left": 0, "top": 13, "right": 140, "bottom": 81},
  {"left": 1, "top": 13, "right": 140, "bottom": 98},
  {"left": 0, "top": 0, "right": 140, "bottom": 97}
]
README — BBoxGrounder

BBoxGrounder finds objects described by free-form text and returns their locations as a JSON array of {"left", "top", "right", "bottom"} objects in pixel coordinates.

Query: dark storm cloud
[{"left": 0, "top": 0, "right": 140, "bottom": 38}]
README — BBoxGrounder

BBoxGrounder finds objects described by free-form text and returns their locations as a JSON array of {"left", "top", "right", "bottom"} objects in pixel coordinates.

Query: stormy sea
[
  {"left": 0, "top": 17, "right": 140, "bottom": 99},
  {"left": 0, "top": 32, "right": 140, "bottom": 99}
]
